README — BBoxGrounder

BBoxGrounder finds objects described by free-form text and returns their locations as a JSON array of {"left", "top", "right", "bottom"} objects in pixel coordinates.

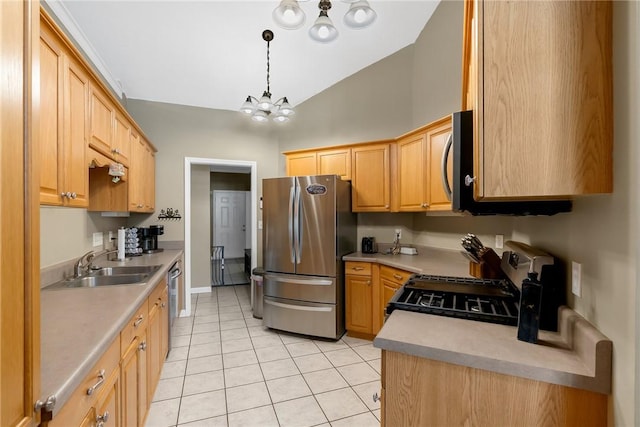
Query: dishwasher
[{"left": 167, "top": 260, "right": 182, "bottom": 352}]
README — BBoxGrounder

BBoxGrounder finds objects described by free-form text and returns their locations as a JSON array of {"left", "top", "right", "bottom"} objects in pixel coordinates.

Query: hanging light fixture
[
  {"left": 240, "top": 29, "right": 295, "bottom": 123},
  {"left": 273, "top": 0, "right": 376, "bottom": 43}
]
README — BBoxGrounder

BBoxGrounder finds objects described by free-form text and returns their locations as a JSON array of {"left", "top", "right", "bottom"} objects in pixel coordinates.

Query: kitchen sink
[
  {"left": 44, "top": 265, "right": 162, "bottom": 290},
  {"left": 89, "top": 265, "right": 162, "bottom": 276}
]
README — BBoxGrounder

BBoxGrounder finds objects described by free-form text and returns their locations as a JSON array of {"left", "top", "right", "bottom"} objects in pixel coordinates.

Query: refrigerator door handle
[
  {"left": 265, "top": 275, "right": 333, "bottom": 286},
  {"left": 288, "top": 185, "right": 296, "bottom": 264},
  {"left": 264, "top": 299, "right": 333, "bottom": 312},
  {"left": 293, "top": 181, "right": 302, "bottom": 264}
]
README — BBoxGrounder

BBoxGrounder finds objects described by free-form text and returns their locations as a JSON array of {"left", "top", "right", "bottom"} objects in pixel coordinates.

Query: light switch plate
[
  {"left": 93, "top": 232, "right": 104, "bottom": 247},
  {"left": 571, "top": 261, "right": 582, "bottom": 297},
  {"left": 495, "top": 234, "right": 504, "bottom": 249}
]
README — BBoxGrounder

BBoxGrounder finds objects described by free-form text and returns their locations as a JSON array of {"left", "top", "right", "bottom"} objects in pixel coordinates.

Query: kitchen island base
[{"left": 382, "top": 350, "right": 608, "bottom": 427}]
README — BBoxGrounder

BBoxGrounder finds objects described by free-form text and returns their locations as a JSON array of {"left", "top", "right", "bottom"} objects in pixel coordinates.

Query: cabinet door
[
  {"left": 147, "top": 298, "right": 162, "bottom": 398},
  {"left": 144, "top": 142, "right": 156, "bottom": 212},
  {"left": 351, "top": 143, "right": 391, "bottom": 212},
  {"left": 286, "top": 152, "right": 317, "bottom": 176},
  {"left": 128, "top": 133, "right": 144, "bottom": 212},
  {"left": 64, "top": 57, "right": 90, "bottom": 207},
  {"left": 1, "top": 2, "right": 40, "bottom": 426},
  {"left": 137, "top": 329, "right": 149, "bottom": 427},
  {"left": 89, "top": 86, "right": 114, "bottom": 157},
  {"left": 39, "top": 27, "right": 64, "bottom": 205},
  {"left": 113, "top": 112, "right": 131, "bottom": 167},
  {"left": 469, "top": 0, "right": 612, "bottom": 199},
  {"left": 317, "top": 148, "right": 351, "bottom": 180},
  {"left": 120, "top": 339, "right": 139, "bottom": 427},
  {"left": 345, "top": 275, "right": 373, "bottom": 334},
  {"left": 160, "top": 286, "right": 169, "bottom": 361},
  {"left": 425, "top": 117, "right": 452, "bottom": 211},
  {"left": 396, "top": 133, "right": 427, "bottom": 211}
]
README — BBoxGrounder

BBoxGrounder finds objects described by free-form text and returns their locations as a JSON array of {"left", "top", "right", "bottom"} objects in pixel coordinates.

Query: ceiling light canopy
[
  {"left": 273, "top": 0, "right": 376, "bottom": 43},
  {"left": 240, "top": 30, "right": 295, "bottom": 123}
]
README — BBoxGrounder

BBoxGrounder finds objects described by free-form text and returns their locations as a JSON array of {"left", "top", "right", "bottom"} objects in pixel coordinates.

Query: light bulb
[
  {"left": 309, "top": 13, "right": 338, "bottom": 43},
  {"left": 273, "top": 0, "right": 305, "bottom": 30},
  {"left": 344, "top": 0, "right": 376, "bottom": 29}
]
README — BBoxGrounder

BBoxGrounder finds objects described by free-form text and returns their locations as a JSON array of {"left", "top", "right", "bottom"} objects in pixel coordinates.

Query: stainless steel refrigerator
[{"left": 262, "top": 175, "right": 356, "bottom": 339}]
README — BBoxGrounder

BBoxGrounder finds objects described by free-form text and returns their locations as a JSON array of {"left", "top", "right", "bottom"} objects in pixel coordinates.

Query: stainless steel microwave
[{"left": 442, "top": 111, "right": 572, "bottom": 216}]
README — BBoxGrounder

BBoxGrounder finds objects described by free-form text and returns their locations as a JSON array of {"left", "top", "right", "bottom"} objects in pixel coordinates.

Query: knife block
[{"left": 469, "top": 248, "right": 506, "bottom": 279}]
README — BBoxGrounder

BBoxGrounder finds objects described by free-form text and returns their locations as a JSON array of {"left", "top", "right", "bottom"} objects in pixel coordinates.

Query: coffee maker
[{"left": 139, "top": 225, "right": 164, "bottom": 254}]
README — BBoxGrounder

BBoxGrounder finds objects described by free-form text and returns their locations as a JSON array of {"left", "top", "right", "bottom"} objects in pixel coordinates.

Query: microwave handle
[{"left": 441, "top": 133, "right": 453, "bottom": 201}]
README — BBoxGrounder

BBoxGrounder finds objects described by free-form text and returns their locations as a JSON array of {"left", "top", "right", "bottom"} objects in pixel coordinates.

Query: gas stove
[
  {"left": 386, "top": 274, "right": 520, "bottom": 326},
  {"left": 385, "top": 241, "right": 565, "bottom": 329}
]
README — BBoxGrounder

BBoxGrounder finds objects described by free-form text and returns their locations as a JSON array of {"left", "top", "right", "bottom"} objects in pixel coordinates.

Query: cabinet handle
[
  {"left": 352, "top": 266, "right": 364, "bottom": 271},
  {"left": 86, "top": 369, "right": 106, "bottom": 396},
  {"left": 373, "top": 392, "right": 380, "bottom": 402},
  {"left": 464, "top": 174, "right": 477, "bottom": 187},
  {"left": 96, "top": 410, "right": 109, "bottom": 427},
  {"left": 112, "top": 148, "right": 120, "bottom": 155},
  {"left": 421, "top": 202, "right": 428, "bottom": 208},
  {"left": 139, "top": 341, "right": 147, "bottom": 351},
  {"left": 60, "top": 192, "right": 67, "bottom": 198},
  {"left": 161, "top": 302, "right": 166, "bottom": 308},
  {"left": 70, "top": 192, "right": 77, "bottom": 199},
  {"left": 133, "top": 315, "right": 144, "bottom": 327},
  {"left": 384, "top": 205, "right": 389, "bottom": 208},
  {"left": 393, "top": 274, "right": 403, "bottom": 280},
  {"left": 367, "top": 280, "right": 371, "bottom": 285}
]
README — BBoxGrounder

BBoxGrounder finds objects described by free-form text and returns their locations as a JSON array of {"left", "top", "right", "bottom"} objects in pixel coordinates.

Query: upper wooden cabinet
[
  {"left": 285, "top": 147, "right": 352, "bottom": 180},
  {"left": 39, "top": 22, "right": 89, "bottom": 207},
  {"left": 351, "top": 142, "right": 392, "bottom": 212},
  {"left": 286, "top": 151, "right": 317, "bottom": 177},
  {"left": 129, "top": 133, "right": 155, "bottom": 213},
  {"left": 462, "top": 0, "right": 613, "bottom": 200},
  {"left": 425, "top": 117, "right": 453, "bottom": 212},
  {"left": 113, "top": 111, "right": 131, "bottom": 167},
  {"left": 89, "top": 85, "right": 115, "bottom": 157}
]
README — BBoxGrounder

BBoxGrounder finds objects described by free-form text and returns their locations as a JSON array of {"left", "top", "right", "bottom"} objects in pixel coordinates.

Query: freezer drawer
[
  {"left": 264, "top": 273, "right": 337, "bottom": 304},
  {"left": 263, "top": 296, "right": 344, "bottom": 339}
]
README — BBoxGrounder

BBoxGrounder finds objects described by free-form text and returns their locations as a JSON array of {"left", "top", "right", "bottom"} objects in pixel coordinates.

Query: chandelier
[
  {"left": 240, "top": 29, "right": 295, "bottom": 123},
  {"left": 273, "top": 0, "right": 377, "bottom": 43}
]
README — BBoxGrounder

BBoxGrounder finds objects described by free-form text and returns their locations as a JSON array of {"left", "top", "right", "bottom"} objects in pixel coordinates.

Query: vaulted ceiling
[{"left": 48, "top": 1, "right": 441, "bottom": 112}]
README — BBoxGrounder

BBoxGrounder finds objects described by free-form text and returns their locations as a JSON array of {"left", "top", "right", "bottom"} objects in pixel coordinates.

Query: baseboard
[{"left": 191, "top": 286, "right": 213, "bottom": 294}]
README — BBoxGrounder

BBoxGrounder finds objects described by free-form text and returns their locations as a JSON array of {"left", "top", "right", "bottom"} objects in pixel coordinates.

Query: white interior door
[{"left": 213, "top": 190, "right": 247, "bottom": 258}]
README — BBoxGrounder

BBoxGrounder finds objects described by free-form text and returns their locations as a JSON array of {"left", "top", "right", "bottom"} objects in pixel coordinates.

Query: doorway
[{"left": 183, "top": 157, "right": 258, "bottom": 317}]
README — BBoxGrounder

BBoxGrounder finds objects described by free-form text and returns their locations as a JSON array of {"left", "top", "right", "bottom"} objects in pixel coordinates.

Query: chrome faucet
[
  {"left": 73, "top": 251, "right": 95, "bottom": 278},
  {"left": 87, "top": 249, "right": 119, "bottom": 271}
]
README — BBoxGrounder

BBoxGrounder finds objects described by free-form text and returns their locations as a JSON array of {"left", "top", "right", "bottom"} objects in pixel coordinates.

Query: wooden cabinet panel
[
  {"left": 379, "top": 266, "right": 410, "bottom": 328},
  {"left": 345, "top": 261, "right": 372, "bottom": 277},
  {"left": 396, "top": 132, "right": 427, "bottom": 211},
  {"left": 351, "top": 143, "right": 391, "bottom": 212},
  {"left": 113, "top": 112, "right": 131, "bottom": 167},
  {"left": 129, "top": 135, "right": 155, "bottom": 213},
  {"left": 464, "top": 0, "right": 612, "bottom": 199},
  {"left": 147, "top": 279, "right": 168, "bottom": 400},
  {"left": 39, "top": 27, "right": 64, "bottom": 205},
  {"left": 286, "top": 152, "right": 317, "bottom": 176},
  {"left": 317, "top": 148, "right": 351, "bottom": 180},
  {"left": 345, "top": 275, "right": 373, "bottom": 335},
  {"left": 425, "top": 117, "right": 452, "bottom": 211},
  {"left": 121, "top": 330, "right": 148, "bottom": 427},
  {"left": 89, "top": 86, "right": 114, "bottom": 157},
  {"left": 383, "top": 350, "right": 607, "bottom": 426},
  {"left": 64, "top": 57, "right": 90, "bottom": 207}
]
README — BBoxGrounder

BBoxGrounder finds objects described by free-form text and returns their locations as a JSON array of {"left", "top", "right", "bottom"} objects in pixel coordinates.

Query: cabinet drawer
[
  {"left": 148, "top": 278, "right": 167, "bottom": 310},
  {"left": 49, "top": 336, "right": 120, "bottom": 426},
  {"left": 120, "top": 300, "right": 149, "bottom": 356},
  {"left": 345, "top": 261, "right": 372, "bottom": 277},
  {"left": 380, "top": 265, "right": 411, "bottom": 285}
]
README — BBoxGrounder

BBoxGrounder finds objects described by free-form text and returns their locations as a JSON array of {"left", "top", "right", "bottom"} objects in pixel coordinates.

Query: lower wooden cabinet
[
  {"left": 345, "top": 262, "right": 411, "bottom": 338},
  {"left": 382, "top": 350, "right": 608, "bottom": 426},
  {"left": 345, "top": 261, "right": 374, "bottom": 337},
  {"left": 49, "top": 279, "right": 169, "bottom": 427}
]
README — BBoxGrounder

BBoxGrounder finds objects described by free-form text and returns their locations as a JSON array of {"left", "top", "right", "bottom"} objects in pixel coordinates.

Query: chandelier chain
[{"left": 266, "top": 40, "right": 270, "bottom": 94}]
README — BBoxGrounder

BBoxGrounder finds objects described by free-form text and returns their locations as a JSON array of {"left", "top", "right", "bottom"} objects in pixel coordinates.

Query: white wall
[{"left": 190, "top": 165, "right": 211, "bottom": 289}]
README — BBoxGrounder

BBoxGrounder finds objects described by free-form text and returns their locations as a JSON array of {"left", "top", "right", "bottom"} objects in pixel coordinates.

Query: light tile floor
[{"left": 146, "top": 285, "right": 381, "bottom": 427}]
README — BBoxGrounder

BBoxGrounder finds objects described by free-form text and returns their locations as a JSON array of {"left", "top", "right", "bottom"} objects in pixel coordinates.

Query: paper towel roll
[{"left": 117, "top": 228, "right": 126, "bottom": 261}]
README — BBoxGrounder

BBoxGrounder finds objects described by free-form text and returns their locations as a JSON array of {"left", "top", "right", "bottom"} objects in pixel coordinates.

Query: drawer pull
[
  {"left": 133, "top": 315, "right": 144, "bottom": 327},
  {"left": 393, "top": 274, "right": 403, "bottom": 280},
  {"left": 367, "top": 280, "right": 371, "bottom": 285},
  {"left": 86, "top": 369, "right": 106, "bottom": 396},
  {"left": 161, "top": 302, "right": 166, "bottom": 308},
  {"left": 352, "top": 266, "right": 364, "bottom": 271},
  {"left": 139, "top": 341, "right": 147, "bottom": 351},
  {"left": 373, "top": 392, "right": 380, "bottom": 402},
  {"left": 96, "top": 410, "right": 109, "bottom": 426}
]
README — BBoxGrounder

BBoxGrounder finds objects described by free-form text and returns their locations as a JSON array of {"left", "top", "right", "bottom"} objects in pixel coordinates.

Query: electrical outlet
[
  {"left": 495, "top": 234, "right": 504, "bottom": 249},
  {"left": 92, "top": 232, "right": 104, "bottom": 247},
  {"left": 571, "top": 261, "right": 582, "bottom": 297},
  {"left": 394, "top": 228, "right": 402, "bottom": 240}
]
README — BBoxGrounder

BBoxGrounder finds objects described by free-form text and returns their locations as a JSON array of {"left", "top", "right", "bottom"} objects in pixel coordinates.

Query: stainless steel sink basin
[
  {"left": 44, "top": 265, "right": 162, "bottom": 290},
  {"left": 89, "top": 265, "right": 162, "bottom": 276}
]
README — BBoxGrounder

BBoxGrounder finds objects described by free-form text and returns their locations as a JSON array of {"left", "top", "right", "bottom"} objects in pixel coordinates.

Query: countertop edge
[
  {"left": 41, "top": 250, "right": 183, "bottom": 416},
  {"left": 374, "top": 308, "right": 612, "bottom": 396}
]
